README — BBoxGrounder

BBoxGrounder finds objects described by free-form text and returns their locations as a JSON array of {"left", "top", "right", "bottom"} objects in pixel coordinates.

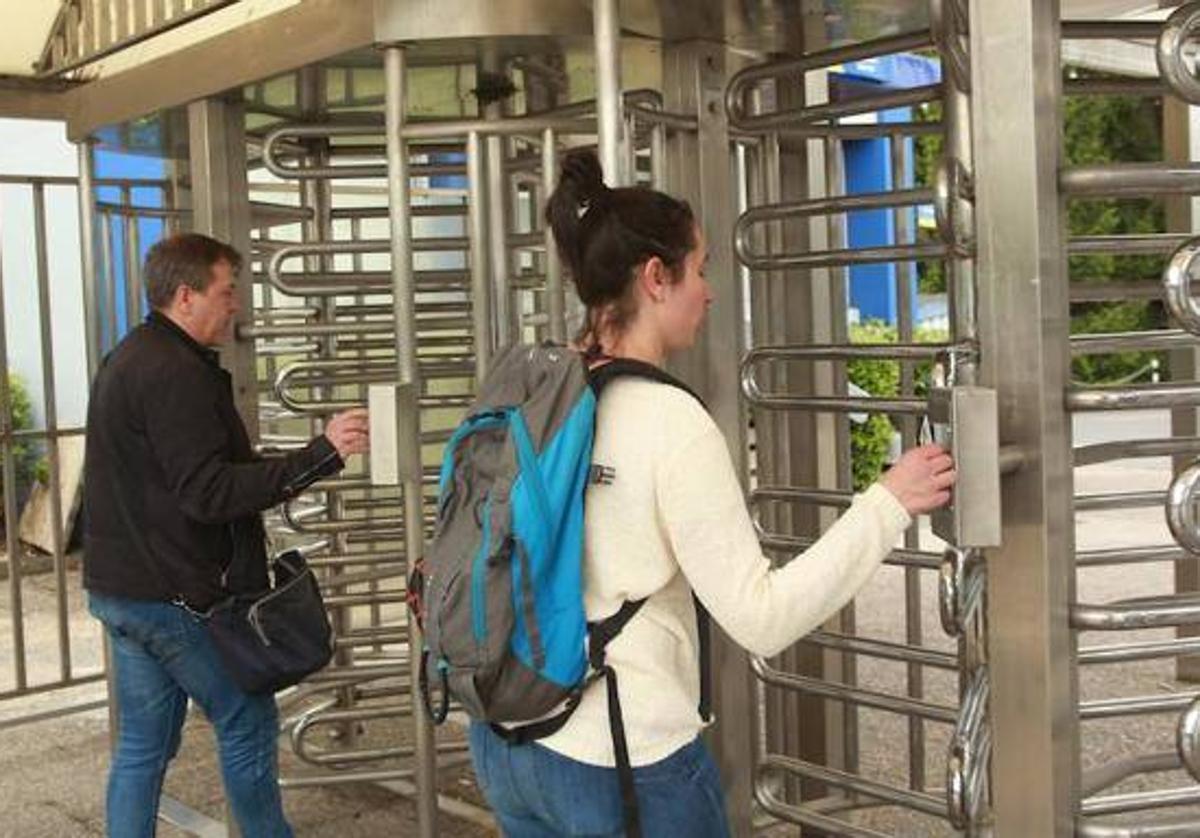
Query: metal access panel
[{"left": 928, "top": 386, "right": 1001, "bottom": 547}]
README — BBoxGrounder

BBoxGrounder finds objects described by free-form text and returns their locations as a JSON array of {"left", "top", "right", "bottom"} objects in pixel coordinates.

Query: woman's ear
[{"left": 638, "top": 256, "right": 670, "bottom": 303}]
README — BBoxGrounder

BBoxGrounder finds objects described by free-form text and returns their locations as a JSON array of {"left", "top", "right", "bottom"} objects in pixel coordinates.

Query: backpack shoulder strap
[{"left": 586, "top": 357, "right": 706, "bottom": 408}]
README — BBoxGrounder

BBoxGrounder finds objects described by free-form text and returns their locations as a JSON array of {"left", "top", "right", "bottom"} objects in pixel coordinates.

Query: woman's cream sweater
[{"left": 538, "top": 377, "right": 912, "bottom": 767}]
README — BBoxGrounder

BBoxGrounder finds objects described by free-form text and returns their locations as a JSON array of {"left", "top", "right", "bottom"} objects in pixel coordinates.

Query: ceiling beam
[{"left": 64, "top": 0, "right": 374, "bottom": 141}]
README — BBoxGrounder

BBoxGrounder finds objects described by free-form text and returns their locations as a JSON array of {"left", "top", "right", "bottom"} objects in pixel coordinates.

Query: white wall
[{"left": 0, "top": 118, "right": 88, "bottom": 430}]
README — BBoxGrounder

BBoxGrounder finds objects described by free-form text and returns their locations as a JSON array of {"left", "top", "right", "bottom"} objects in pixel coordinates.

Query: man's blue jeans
[
  {"left": 469, "top": 721, "right": 731, "bottom": 837},
  {"left": 88, "top": 591, "right": 293, "bottom": 838}
]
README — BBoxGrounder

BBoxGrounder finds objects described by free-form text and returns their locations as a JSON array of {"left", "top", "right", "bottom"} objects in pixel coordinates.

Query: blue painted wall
[{"left": 834, "top": 53, "right": 940, "bottom": 326}]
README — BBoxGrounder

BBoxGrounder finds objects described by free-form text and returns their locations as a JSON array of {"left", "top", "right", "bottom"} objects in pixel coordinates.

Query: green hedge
[
  {"left": 848, "top": 321, "right": 946, "bottom": 491},
  {"left": 1, "top": 374, "right": 45, "bottom": 520}
]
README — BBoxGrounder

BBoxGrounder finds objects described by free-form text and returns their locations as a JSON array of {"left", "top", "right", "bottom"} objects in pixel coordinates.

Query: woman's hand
[{"left": 879, "top": 444, "right": 956, "bottom": 516}]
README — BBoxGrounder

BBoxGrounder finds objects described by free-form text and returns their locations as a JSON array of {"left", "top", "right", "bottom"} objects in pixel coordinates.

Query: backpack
[{"left": 410, "top": 342, "right": 711, "bottom": 837}]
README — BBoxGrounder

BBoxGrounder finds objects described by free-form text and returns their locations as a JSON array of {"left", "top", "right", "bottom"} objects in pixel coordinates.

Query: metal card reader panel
[
  {"left": 928, "top": 386, "right": 1001, "bottom": 548},
  {"left": 368, "top": 382, "right": 420, "bottom": 486}
]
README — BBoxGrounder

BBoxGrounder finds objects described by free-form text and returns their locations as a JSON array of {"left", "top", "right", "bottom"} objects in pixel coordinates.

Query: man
[{"left": 83, "top": 233, "right": 368, "bottom": 837}]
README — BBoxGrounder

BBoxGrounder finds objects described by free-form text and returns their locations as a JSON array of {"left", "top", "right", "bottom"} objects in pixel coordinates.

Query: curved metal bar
[
  {"left": 1157, "top": 3, "right": 1200, "bottom": 105},
  {"left": 1071, "top": 593, "right": 1200, "bottom": 630},
  {"left": 1082, "top": 752, "right": 1181, "bottom": 797},
  {"left": 1163, "top": 237, "right": 1200, "bottom": 335},
  {"left": 753, "top": 777, "right": 892, "bottom": 838},
  {"left": 946, "top": 670, "right": 991, "bottom": 830},
  {"left": 739, "top": 343, "right": 949, "bottom": 414},
  {"left": 939, "top": 547, "right": 985, "bottom": 637},
  {"left": 265, "top": 116, "right": 601, "bottom": 179},
  {"left": 1177, "top": 694, "right": 1200, "bottom": 781},
  {"left": 756, "top": 754, "right": 946, "bottom": 819},
  {"left": 725, "top": 30, "right": 934, "bottom": 130},
  {"left": 751, "top": 656, "right": 957, "bottom": 722},
  {"left": 759, "top": 531, "right": 943, "bottom": 569},
  {"left": 735, "top": 188, "right": 938, "bottom": 269},
  {"left": 1167, "top": 461, "right": 1200, "bottom": 555},
  {"left": 1067, "top": 382, "right": 1200, "bottom": 411},
  {"left": 801, "top": 630, "right": 958, "bottom": 670}
]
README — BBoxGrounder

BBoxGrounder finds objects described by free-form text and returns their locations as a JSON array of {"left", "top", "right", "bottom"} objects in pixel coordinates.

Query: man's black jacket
[{"left": 84, "top": 312, "right": 342, "bottom": 609}]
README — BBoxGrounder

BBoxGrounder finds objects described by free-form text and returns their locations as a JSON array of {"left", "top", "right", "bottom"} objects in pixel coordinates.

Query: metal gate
[{"left": 727, "top": 1, "right": 989, "bottom": 833}]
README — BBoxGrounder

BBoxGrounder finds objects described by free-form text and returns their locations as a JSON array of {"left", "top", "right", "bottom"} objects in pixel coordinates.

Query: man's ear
[
  {"left": 173, "top": 283, "right": 193, "bottom": 312},
  {"left": 638, "top": 256, "right": 670, "bottom": 303}
]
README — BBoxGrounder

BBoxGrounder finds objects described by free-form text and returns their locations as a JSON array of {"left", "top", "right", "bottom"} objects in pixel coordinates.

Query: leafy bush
[
  {"left": 1, "top": 374, "right": 45, "bottom": 522},
  {"left": 848, "top": 321, "right": 947, "bottom": 491}
]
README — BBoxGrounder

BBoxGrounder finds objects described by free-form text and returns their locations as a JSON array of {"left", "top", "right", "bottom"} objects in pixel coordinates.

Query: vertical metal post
[
  {"left": 383, "top": 43, "right": 438, "bottom": 838},
  {"left": 946, "top": 51, "right": 977, "bottom": 386},
  {"left": 0, "top": 215, "right": 26, "bottom": 693},
  {"left": 663, "top": 41, "right": 752, "bottom": 837},
  {"left": 121, "top": 186, "right": 141, "bottom": 329},
  {"left": 483, "top": 47, "right": 513, "bottom": 348},
  {"left": 890, "top": 132, "right": 925, "bottom": 791},
  {"left": 541, "top": 128, "right": 565, "bottom": 343},
  {"left": 592, "top": 0, "right": 624, "bottom": 185},
  {"left": 970, "top": 1, "right": 1078, "bottom": 834},
  {"left": 650, "top": 122, "right": 666, "bottom": 192},
  {"left": 100, "top": 210, "right": 117, "bottom": 351},
  {"left": 1164, "top": 96, "right": 1200, "bottom": 680},
  {"left": 76, "top": 141, "right": 101, "bottom": 378},
  {"left": 32, "top": 183, "right": 71, "bottom": 681},
  {"left": 187, "top": 94, "right": 257, "bottom": 436},
  {"left": 467, "top": 130, "right": 492, "bottom": 380}
]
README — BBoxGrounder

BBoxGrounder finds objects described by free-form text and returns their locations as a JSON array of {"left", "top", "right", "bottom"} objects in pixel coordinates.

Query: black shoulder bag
[{"left": 205, "top": 548, "right": 334, "bottom": 694}]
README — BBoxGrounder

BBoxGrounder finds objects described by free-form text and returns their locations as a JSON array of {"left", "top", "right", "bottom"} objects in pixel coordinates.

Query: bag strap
[
  {"left": 588, "top": 598, "right": 648, "bottom": 838},
  {"left": 586, "top": 357, "right": 705, "bottom": 407}
]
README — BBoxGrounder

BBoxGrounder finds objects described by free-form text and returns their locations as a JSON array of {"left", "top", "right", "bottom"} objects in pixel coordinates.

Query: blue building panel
[{"left": 832, "top": 53, "right": 939, "bottom": 326}]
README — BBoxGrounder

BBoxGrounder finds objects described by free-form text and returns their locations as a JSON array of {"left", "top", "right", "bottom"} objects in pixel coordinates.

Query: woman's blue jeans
[
  {"left": 88, "top": 591, "right": 293, "bottom": 838},
  {"left": 469, "top": 721, "right": 731, "bottom": 837}
]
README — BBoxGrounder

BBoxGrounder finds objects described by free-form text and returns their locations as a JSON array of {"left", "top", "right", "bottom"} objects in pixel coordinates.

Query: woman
[{"left": 468, "top": 150, "right": 956, "bottom": 837}]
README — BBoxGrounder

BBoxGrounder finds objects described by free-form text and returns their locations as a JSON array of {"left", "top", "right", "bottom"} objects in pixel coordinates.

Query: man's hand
[{"left": 324, "top": 408, "right": 370, "bottom": 459}]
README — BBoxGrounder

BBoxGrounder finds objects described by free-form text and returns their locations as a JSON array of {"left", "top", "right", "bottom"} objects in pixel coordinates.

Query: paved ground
[{"left": 2, "top": 409, "right": 1197, "bottom": 836}]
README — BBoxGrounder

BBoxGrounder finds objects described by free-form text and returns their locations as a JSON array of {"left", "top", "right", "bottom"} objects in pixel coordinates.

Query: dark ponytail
[{"left": 545, "top": 149, "right": 696, "bottom": 352}]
